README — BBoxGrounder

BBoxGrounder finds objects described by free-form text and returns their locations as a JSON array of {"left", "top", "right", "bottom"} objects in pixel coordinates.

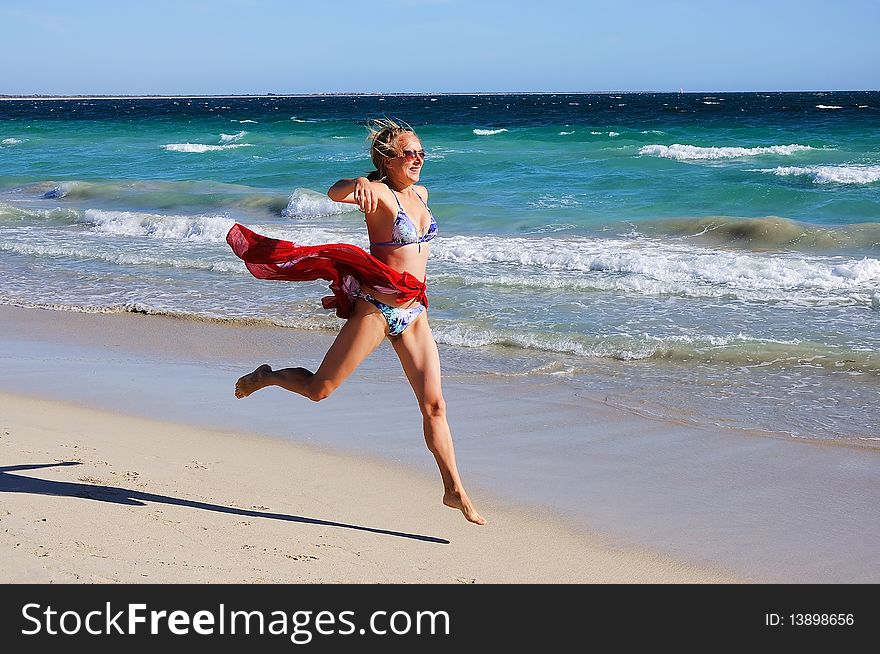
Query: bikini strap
[
  {"left": 414, "top": 191, "right": 429, "bottom": 209},
  {"left": 389, "top": 188, "right": 403, "bottom": 210}
]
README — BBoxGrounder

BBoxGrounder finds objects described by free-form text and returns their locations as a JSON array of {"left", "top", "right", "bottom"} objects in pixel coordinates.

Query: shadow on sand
[{"left": 1, "top": 462, "right": 448, "bottom": 544}]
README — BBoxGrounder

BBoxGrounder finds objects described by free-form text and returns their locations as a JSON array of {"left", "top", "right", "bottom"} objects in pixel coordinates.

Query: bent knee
[
  {"left": 420, "top": 397, "right": 447, "bottom": 418},
  {"left": 307, "top": 380, "right": 337, "bottom": 402}
]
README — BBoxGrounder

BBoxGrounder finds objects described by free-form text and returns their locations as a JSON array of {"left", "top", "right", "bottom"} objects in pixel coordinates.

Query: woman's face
[{"left": 385, "top": 134, "right": 424, "bottom": 185}]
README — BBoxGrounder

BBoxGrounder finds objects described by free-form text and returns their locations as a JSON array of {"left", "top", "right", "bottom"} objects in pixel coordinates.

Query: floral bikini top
[{"left": 369, "top": 189, "right": 437, "bottom": 252}]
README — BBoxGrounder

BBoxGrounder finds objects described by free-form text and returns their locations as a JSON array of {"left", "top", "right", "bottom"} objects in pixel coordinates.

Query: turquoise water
[{"left": 0, "top": 93, "right": 878, "bottom": 442}]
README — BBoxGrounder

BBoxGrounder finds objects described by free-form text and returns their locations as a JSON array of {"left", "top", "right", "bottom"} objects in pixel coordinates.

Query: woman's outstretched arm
[{"left": 328, "top": 177, "right": 383, "bottom": 213}]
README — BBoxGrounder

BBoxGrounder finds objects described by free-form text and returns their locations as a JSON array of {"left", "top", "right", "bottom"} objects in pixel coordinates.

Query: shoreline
[{"left": 1, "top": 304, "right": 878, "bottom": 582}]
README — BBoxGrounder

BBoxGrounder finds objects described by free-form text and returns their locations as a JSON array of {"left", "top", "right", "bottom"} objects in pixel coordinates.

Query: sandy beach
[
  {"left": 1, "top": 392, "right": 736, "bottom": 584},
  {"left": 1, "top": 304, "right": 877, "bottom": 583}
]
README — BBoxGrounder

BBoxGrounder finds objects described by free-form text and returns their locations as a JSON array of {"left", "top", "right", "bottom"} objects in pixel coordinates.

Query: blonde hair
[{"left": 365, "top": 117, "right": 420, "bottom": 181}]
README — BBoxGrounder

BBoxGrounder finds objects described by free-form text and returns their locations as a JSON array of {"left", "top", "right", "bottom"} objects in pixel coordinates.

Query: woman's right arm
[{"left": 328, "top": 177, "right": 380, "bottom": 213}]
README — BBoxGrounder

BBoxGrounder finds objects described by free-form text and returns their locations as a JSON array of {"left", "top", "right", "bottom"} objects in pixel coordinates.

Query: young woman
[{"left": 230, "top": 119, "right": 485, "bottom": 525}]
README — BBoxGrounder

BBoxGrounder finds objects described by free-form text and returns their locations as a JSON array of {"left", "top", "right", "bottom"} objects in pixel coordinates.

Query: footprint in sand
[{"left": 263, "top": 546, "right": 318, "bottom": 561}]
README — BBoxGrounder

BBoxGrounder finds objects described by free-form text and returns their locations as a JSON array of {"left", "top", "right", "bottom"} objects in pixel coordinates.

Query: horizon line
[{"left": 1, "top": 89, "right": 878, "bottom": 101}]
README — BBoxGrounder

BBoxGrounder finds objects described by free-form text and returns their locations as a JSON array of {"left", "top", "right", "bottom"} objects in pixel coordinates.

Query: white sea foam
[
  {"left": 522, "top": 224, "right": 578, "bottom": 234},
  {"left": 261, "top": 225, "right": 366, "bottom": 248},
  {"left": 161, "top": 142, "right": 253, "bottom": 153},
  {"left": 232, "top": 119, "right": 258, "bottom": 123},
  {"left": 431, "top": 323, "right": 804, "bottom": 361},
  {"left": 473, "top": 128, "right": 508, "bottom": 136},
  {"left": 558, "top": 131, "right": 574, "bottom": 135},
  {"left": 608, "top": 131, "right": 620, "bottom": 137},
  {"left": 757, "top": 165, "right": 880, "bottom": 185},
  {"left": 0, "top": 203, "right": 81, "bottom": 225},
  {"left": 281, "top": 188, "right": 353, "bottom": 218},
  {"left": 219, "top": 131, "right": 247, "bottom": 143},
  {"left": 433, "top": 324, "right": 600, "bottom": 357},
  {"left": 69, "top": 209, "right": 352, "bottom": 248},
  {"left": 2, "top": 138, "right": 23, "bottom": 145},
  {"left": 430, "top": 234, "right": 880, "bottom": 305},
  {"left": 639, "top": 143, "right": 814, "bottom": 160},
  {"left": 0, "top": 239, "right": 242, "bottom": 273},
  {"left": 527, "top": 194, "right": 581, "bottom": 209},
  {"left": 0, "top": 202, "right": 25, "bottom": 216},
  {"left": 86, "top": 209, "right": 237, "bottom": 242},
  {"left": 816, "top": 105, "right": 843, "bottom": 109}
]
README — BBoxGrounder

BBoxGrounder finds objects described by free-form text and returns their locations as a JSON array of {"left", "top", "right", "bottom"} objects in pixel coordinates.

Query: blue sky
[{"left": 1, "top": 0, "right": 877, "bottom": 95}]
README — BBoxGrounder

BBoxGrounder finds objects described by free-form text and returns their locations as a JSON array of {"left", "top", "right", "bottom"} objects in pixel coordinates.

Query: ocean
[{"left": 1, "top": 92, "right": 878, "bottom": 444}]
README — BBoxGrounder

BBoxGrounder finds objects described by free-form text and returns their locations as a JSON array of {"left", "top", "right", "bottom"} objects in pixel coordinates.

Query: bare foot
[
  {"left": 443, "top": 490, "right": 486, "bottom": 525},
  {"left": 235, "top": 364, "right": 272, "bottom": 398}
]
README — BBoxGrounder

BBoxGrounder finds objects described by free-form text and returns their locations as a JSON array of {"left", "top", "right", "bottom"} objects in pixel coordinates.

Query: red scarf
[{"left": 226, "top": 223, "right": 428, "bottom": 318}]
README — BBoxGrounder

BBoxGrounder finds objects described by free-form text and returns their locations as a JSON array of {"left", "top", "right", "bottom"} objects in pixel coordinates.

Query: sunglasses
[{"left": 398, "top": 149, "right": 426, "bottom": 160}]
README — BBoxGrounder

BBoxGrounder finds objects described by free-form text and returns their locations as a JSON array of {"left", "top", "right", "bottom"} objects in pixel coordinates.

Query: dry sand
[{"left": 0, "top": 392, "right": 737, "bottom": 584}]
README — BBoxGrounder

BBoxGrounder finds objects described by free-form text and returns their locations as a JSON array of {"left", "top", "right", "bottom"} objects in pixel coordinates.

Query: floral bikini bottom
[{"left": 343, "top": 276, "right": 425, "bottom": 336}]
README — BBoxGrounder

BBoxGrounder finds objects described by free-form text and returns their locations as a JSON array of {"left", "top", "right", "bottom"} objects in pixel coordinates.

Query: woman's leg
[
  {"left": 235, "top": 299, "right": 388, "bottom": 401},
  {"left": 389, "top": 312, "right": 486, "bottom": 525}
]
